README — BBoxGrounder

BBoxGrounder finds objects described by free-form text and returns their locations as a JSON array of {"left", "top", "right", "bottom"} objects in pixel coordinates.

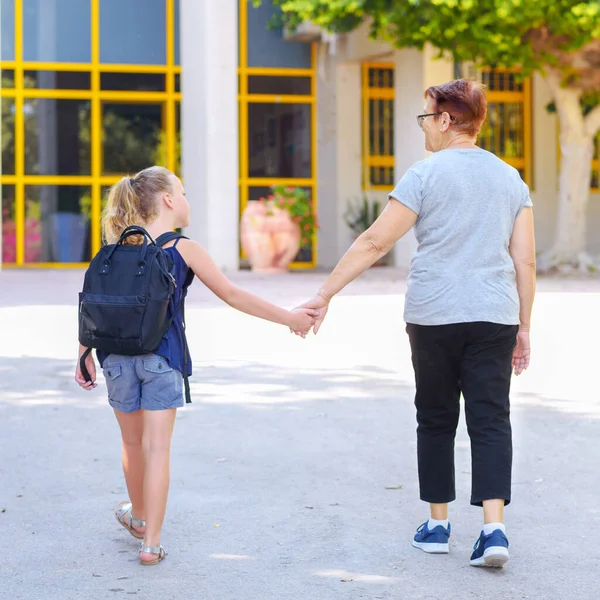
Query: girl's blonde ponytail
[{"left": 102, "top": 166, "right": 174, "bottom": 245}]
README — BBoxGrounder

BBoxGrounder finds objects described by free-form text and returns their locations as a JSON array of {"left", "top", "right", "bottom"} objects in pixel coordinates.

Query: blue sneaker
[
  {"left": 470, "top": 529, "right": 510, "bottom": 567},
  {"left": 412, "top": 521, "right": 451, "bottom": 554}
]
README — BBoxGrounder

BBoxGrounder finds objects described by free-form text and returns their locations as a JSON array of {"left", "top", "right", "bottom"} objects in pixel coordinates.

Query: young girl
[{"left": 74, "top": 166, "right": 317, "bottom": 565}]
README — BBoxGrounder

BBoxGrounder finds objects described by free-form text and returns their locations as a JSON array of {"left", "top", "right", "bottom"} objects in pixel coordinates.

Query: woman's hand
[
  {"left": 512, "top": 330, "right": 530, "bottom": 376},
  {"left": 75, "top": 345, "right": 97, "bottom": 390},
  {"left": 288, "top": 307, "right": 319, "bottom": 337},
  {"left": 295, "top": 294, "right": 330, "bottom": 335}
]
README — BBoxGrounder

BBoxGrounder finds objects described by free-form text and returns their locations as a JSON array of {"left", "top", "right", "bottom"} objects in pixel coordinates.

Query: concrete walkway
[{"left": 1, "top": 269, "right": 599, "bottom": 600}]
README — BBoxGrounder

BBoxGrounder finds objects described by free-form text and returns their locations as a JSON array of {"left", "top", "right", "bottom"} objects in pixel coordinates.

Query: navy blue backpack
[{"left": 78, "top": 226, "right": 191, "bottom": 402}]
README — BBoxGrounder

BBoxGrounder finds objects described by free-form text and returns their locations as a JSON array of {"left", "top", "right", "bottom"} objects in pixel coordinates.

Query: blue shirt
[{"left": 97, "top": 245, "right": 194, "bottom": 375}]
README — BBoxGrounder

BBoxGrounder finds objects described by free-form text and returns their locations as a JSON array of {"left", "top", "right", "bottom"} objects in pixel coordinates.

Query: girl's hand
[
  {"left": 296, "top": 294, "right": 330, "bottom": 334},
  {"left": 288, "top": 307, "right": 319, "bottom": 338},
  {"left": 75, "top": 346, "right": 97, "bottom": 390}
]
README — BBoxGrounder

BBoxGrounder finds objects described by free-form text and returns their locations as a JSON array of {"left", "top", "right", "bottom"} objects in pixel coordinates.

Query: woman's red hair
[{"left": 425, "top": 79, "right": 488, "bottom": 137}]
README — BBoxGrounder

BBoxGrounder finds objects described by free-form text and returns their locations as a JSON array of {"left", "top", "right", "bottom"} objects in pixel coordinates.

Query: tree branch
[{"left": 584, "top": 104, "right": 600, "bottom": 137}]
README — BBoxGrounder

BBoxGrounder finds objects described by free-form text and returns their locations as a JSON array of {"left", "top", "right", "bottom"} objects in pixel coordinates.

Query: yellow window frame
[
  {"left": 480, "top": 67, "right": 533, "bottom": 187},
  {"left": 237, "top": 0, "right": 318, "bottom": 270},
  {"left": 1, "top": 0, "right": 180, "bottom": 268},
  {"left": 362, "top": 62, "right": 395, "bottom": 191}
]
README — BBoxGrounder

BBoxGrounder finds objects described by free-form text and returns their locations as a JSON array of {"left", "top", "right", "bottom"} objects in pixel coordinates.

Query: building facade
[{"left": 1, "top": 0, "right": 599, "bottom": 270}]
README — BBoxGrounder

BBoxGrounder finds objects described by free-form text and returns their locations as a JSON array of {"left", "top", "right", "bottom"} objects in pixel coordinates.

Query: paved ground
[{"left": 1, "top": 268, "right": 599, "bottom": 600}]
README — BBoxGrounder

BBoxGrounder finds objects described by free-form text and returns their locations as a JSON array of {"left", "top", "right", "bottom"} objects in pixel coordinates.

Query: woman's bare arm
[
  {"left": 318, "top": 200, "right": 417, "bottom": 301},
  {"left": 509, "top": 207, "right": 536, "bottom": 332}
]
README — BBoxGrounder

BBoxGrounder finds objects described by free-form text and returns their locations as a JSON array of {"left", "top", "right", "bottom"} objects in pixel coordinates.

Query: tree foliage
[{"left": 258, "top": 0, "right": 600, "bottom": 96}]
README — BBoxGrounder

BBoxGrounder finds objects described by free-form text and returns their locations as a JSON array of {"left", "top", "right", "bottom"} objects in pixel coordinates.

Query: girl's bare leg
[
  {"left": 113, "top": 409, "right": 146, "bottom": 534},
  {"left": 140, "top": 408, "right": 177, "bottom": 561}
]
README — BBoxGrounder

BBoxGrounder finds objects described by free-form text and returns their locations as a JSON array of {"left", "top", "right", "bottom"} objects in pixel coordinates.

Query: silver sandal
[
  {"left": 139, "top": 543, "right": 166, "bottom": 565},
  {"left": 114, "top": 501, "right": 145, "bottom": 540}
]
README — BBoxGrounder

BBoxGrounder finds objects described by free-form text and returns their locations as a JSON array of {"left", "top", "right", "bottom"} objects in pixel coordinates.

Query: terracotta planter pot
[{"left": 240, "top": 202, "right": 301, "bottom": 273}]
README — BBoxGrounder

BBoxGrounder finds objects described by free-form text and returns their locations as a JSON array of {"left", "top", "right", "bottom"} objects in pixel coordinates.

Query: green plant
[
  {"left": 344, "top": 195, "right": 381, "bottom": 235},
  {"left": 79, "top": 192, "right": 92, "bottom": 223},
  {"left": 260, "top": 185, "right": 318, "bottom": 248}
]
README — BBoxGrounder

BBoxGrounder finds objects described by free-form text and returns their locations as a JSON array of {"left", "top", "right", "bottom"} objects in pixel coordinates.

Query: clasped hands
[{"left": 288, "top": 293, "right": 330, "bottom": 338}]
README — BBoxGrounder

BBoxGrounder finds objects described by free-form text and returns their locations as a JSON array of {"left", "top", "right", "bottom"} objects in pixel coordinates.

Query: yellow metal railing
[
  {"left": 238, "top": 0, "right": 317, "bottom": 268},
  {"left": 479, "top": 67, "right": 532, "bottom": 187},
  {"left": 1, "top": 0, "right": 180, "bottom": 268},
  {"left": 362, "top": 62, "right": 395, "bottom": 191}
]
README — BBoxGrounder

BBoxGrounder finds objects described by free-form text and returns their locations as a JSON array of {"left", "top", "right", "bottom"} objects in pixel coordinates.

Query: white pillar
[
  {"left": 335, "top": 63, "right": 363, "bottom": 259},
  {"left": 180, "top": 0, "right": 239, "bottom": 270},
  {"left": 316, "top": 56, "right": 362, "bottom": 267},
  {"left": 392, "top": 46, "right": 454, "bottom": 268}
]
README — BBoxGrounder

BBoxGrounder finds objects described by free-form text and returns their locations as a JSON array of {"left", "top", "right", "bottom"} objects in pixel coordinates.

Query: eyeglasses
[{"left": 416, "top": 113, "right": 456, "bottom": 128}]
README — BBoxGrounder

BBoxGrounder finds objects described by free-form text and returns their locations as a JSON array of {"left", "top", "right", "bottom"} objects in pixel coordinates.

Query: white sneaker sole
[
  {"left": 470, "top": 546, "right": 510, "bottom": 568},
  {"left": 412, "top": 540, "right": 449, "bottom": 554}
]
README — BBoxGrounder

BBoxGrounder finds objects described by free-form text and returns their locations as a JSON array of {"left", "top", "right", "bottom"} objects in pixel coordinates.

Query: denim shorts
[{"left": 102, "top": 354, "right": 184, "bottom": 413}]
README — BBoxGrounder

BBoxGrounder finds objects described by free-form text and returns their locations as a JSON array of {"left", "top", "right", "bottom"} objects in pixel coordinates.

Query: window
[
  {"left": 1, "top": 186, "right": 16, "bottom": 263},
  {"left": 23, "top": 0, "right": 91, "bottom": 63},
  {"left": 102, "top": 103, "right": 163, "bottom": 174},
  {"left": 99, "top": 0, "right": 166, "bottom": 65},
  {"left": 0, "top": 0, "right": 180, "bottom": 267},
  {"left": 2, "top": 97, "right": 15, "bottom": 174},
  {"left": 362, "top": 63, "right": 395, "bottom": 190},
  {"left": 1, "top": 0, "right": 15, "bottom": 61},
  {"left": 24, "top": 185, "right": 92, "bottom": 263},
  {"left": 245, "top": 0, "right": 312, "bottom": 69},
  {"left": 239, "top": 0, "right": 317, "bottom": 268},
  {"left": 479, "top": 68, "right": 532, "bottom": 186},
  {"left": 24, "top": 98, "right": 91, "bottom": 175},
  {"left": 247, "top": 103, "right": 312, "bottom": 179}
]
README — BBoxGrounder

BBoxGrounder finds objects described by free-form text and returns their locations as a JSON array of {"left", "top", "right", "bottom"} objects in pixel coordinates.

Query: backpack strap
[
  {"left": 80, "top": 347, "right": 93, "bottom": 383},
  {"left": 155, "top": 231, "right": 188, "bottom": 248},
  {"left": 155, "top": 230, "right": 192, "bottom": 403},
  {"left": 180, "top": 286, "right": 192, "bottom": 404},
  {"left": 158, "top": 286, "right": 191, "bottom": 404},
  {"left": 119, "top": 226, "right": 155, "bottom": 245}
]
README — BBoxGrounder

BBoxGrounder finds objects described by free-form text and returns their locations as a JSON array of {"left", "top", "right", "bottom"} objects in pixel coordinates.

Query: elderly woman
[{"left": 301, "top": 79, "right": 536, "bottom": 568}]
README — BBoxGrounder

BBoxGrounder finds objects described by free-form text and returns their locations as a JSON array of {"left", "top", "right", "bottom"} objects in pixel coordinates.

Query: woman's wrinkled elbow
[{"left": 364, "top": 236, "right": 390, "bottom": 257}]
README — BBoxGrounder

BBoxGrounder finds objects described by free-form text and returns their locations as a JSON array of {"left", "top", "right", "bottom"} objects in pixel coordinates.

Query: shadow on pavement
[{"left": 1, "top": 357, "right": 599, "bottom": 600}]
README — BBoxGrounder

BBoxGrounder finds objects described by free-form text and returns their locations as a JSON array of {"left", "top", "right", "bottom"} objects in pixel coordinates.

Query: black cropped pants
[{"left": 406, "top": 322, "right": 518, "bottom": 507}]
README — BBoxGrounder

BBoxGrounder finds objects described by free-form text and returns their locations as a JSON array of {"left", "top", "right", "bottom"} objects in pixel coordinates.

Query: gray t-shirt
[{"left": 390, "top": 148, "right": 533, "bottom": 326}]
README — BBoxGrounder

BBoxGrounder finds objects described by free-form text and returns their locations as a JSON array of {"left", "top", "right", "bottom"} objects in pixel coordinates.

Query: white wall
[
  {"left": 180, "top": 0, "right": 239, "bottom": 270},
  {"left": 316, "top": 28, "right": 398, "bottom": 267},
  {"left": 342, "top": 20, "right": 395, "bottom": 62},
  {"left": 316, "top": 56, "right": 363, "bottom": 266}
]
